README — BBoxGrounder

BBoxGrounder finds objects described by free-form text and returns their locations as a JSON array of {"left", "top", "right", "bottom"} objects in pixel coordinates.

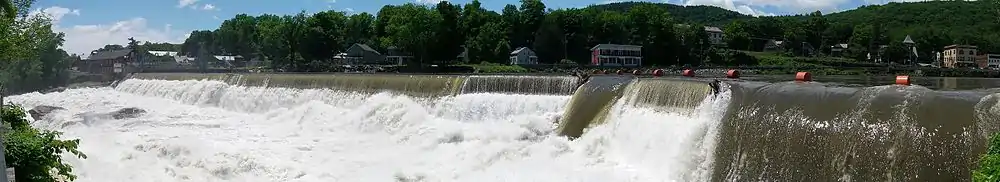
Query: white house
[
  {"left": 988, "top": 54, "right": 1000, "bottom": 69},
  {"left": 509, "top": 47, "right": 538, "bottom": 65},
  {"left": 147, "top": 51, "right": 179, "bottom": 57}
]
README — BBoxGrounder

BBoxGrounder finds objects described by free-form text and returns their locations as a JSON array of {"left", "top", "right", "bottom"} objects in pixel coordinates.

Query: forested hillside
[
  {"left": 596, "top": 1, "right": 1000, "bottom": 63},
  {"left": 87, "top": 0, "right": 999, "bottom": 72},
  {"left": 823, "top": 1, "right": 1000, "bottom": 59},
  {"left": 585, "top": 2, "right": 751, "bottom": 26}
]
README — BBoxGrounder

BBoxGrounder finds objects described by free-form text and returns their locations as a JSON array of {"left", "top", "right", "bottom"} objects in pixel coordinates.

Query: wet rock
[
  {"left": 39, "top": 87, "right": 67, "bottom": 94},
  {"left": 111, "top": 107, "right": 146, "bottom": 120},
  {"left": 28, "top": 105, "right": 65, "bottom": 120}
]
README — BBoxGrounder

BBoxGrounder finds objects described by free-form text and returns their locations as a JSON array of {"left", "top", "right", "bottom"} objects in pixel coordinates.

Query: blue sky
[{"left": 30, "top": 0, "right": 915, "bottom": 55}]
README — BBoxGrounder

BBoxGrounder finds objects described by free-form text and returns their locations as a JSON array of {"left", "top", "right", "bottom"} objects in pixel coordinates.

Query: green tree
[
  {"left": 625, "top": 4, "right": 677, "bottom": 66},
  {"left": 459, "top": 0, "right": 489, "bottom": 40},
  {"left": 846, "top": 24, "right": 873, "bottom": 60},
  {"left": 467, "top": 22, "right": 509, "bottom": 63},
  {"left": 379, "top": 4, "right": 440, "bottom": 68},
  {"left": 433, "top": 1, "right": 463, "bottom": 63},
  {"left": 533, "top": 13, "right": 565, "bottom": 63},
  {"left": 346, "top": 12, "right": 376, "bottom": 46},
  {"left": 587, "top": 10, "right": 628, "bottom": 45},
  {"left": 724, "top": 20, "right": 751, "bottom": 51},
  {"left": 254, "top": 14, "right": 287, "bottom": 69},
  {"left": 302, "top": 10, "right": 348, "bottom": 65},
  {"left": 501, "top": 4, "right": 522, "bottom": 49},
  {"left": 1, "top": 0, "right": 13, "bottom": 20},
  {"left": 805, "top": 11, "right": 828, "bottom": 52},
  {"left": 518, "top": 0, "right": 546, "bottom": 49},
  {"left": 677, "top": 23, "right": 710, "bottom": 66},
  {"left": 2, "top": 104, "right": 87, "bottom": 182},
  {"left": 216, "top": 14, "right": 259, "bottom": 58}
]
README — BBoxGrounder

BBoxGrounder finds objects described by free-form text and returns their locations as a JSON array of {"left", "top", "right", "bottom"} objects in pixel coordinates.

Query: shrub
[
  {"left": 2, "top": 104, "right": 86, "bottom": 182},
  {"left": 467, "top": 62, "right": 529, "bottom": 73},
  {"left": 974, "top": 132, "right": 1000, "bottom": 181}
]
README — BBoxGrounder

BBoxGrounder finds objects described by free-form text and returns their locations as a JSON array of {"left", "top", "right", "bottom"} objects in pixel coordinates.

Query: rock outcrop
[
  {"left": 110, "top": 107, "right": 146, "bottom": 119},
  {"left": 28, "top": 105, "right": 65, "bottom": 120}
]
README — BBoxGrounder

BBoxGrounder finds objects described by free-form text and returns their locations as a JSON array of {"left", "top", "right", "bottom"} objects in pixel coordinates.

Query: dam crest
[{"left": 108, "top": 72, "right": 1000, "bottom": 181}]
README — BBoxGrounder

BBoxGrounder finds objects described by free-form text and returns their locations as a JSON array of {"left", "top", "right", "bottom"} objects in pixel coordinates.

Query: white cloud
[
  {"left": 328, "top": 0, "right": 337, "bottom": 3},
  {"left": 682, "top": 0, "right": 938, "bottom": 16},
  {"left": 178, "top": 0, "right": 199, "bottom": 8},
  {"left": 31, "top": 6, "right": 186, "bottom": 56},
  {"left": 682, "top": 0, "right": 778, "bottom": 16},
  {"left": 344, "top": 8, "right": 355, "bottom": 12},
  {"left": 202, "top": 4, "right": 217, "bottom": 11},
  {"left": 28, "top": 6, "right": 80, "bottom": 23},
  {"left": 601, "top": 0, "right": 624, "bottom": 4},
  {"left": 61, "top": 18, "right": 187, "bottom": 56}
]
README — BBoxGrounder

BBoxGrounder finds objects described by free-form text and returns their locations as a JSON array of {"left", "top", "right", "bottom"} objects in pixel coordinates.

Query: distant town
[{"left": 68, "top": 0, "right": 1000, "bottom": 79}]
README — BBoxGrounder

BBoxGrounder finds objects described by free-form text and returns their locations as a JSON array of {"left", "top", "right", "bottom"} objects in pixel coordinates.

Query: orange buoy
[
  {"left": 795, "top": 72, "right": 812, "bottom": 82},
  {"left": 632, "top": 70, "right": 642, "bottom": 75},
  {"left": 616, "top": 69, "right": 624, "bottom": 75},
  {"left": 652, "top": 69, "right": 665, "bottom": 77},
  {"left": 726, "top": 69, "right": 740, "bottom": 78},
  {"left": 895, "top": 75, "right": 911, "bottom": 86},
  {"left": 682, "top": 69, "right": 695, "bottom": 77}
]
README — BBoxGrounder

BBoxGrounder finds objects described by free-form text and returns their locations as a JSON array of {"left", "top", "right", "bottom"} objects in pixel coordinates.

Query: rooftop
[
  {"left": 704, "top": 26, "right": 723, "bottom": 33},
  {"left": 591, "top": 44, "right": 642, "bottom": 50},
  {"left": 944, "top": 44, "right": 978, "bottom": 49},
  {"left": 87, "top": 49, "right": 132, "bottom": 60},
  {"left": 511, "top": 47, "right": 534, "bottom": 55},
  {"left": 148, "top": 51, "right": 179, "bottom": 57}
]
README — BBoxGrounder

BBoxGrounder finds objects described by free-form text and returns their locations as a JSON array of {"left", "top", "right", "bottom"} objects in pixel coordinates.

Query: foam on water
[
  {"left": 575, "top": 83, "right": 730, "bottom": 181},
  {"left": 8, "top": 79, "right": 729, "bottom": 182}
]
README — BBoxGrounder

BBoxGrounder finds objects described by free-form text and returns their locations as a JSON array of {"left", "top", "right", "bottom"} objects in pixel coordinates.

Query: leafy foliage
[
  {"left": 1, "top": 1, "right": 88, "bottom": 179},
  {"left": 974, "top": 132, "right": 1000, "bottom": 182},
  {"left": 0, "top": 0, "right": 76, "bottom": 94},
  {"left": 2, "top": 104, "right": 86, "bottom": 182},
  {"left": 161, "top": 0, "right": 999, "bottom": 73}
]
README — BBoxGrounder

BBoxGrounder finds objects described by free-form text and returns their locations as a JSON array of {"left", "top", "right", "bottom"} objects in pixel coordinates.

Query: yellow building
[{"left": 942, "top": 44, "right": 978, "bottom": 68}]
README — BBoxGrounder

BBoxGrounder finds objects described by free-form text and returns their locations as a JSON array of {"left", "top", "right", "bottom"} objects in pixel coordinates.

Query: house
[
  {"left": 173, "top": 56, "right": 195, "bottom": 65},
  {"left": 942, "top": 44, "right": 978, "bottom": 68},
  {"left": 988, "top": 54, "right": 1000, "bottom": 69},
  {"left": 764, "top": 40, "right": 784, "bottom": 52},
  {"left": 385, "top": 46, "right": 413, "bottom": 65},
  {"left": 830, "top": 43, "right": 848, "bottom": 57},
  {"left": 342, "top": 43, "right": 384, "bottom": 65},
  {"left": 147, "top": 51, "right": 179, "bottom": 57},
  {"left": 79, "top": 49, "right": 133, "bottom": 78},
  {"left": 590, "top": 44, "right": 642, "bottom": 67},
  {"left": 212, "top": 55, "right": 241, "bottom": 68},
  {"left": 705, "top": 26, "right": 725, "bottom": 46},
  {"left": 129, "top": 50, "right": 179, "bottom": 69},
  {"left": 509, "top": 47, "right": 538, "bottom": 65}
]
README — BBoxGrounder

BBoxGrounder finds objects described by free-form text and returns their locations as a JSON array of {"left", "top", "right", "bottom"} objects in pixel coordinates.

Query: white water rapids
[{"left": 8, "top": 79, "right": 730, "bottom": 182}]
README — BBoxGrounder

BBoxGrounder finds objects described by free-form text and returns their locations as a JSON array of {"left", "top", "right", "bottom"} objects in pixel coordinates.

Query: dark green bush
[{"left": 2, "top": 104, "right": 86, "bottom": 182}]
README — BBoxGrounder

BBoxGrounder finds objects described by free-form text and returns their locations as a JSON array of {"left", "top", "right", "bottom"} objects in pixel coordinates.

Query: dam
[{"left": 8, "top": 72, "right": 1000, "bottom": 181}]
